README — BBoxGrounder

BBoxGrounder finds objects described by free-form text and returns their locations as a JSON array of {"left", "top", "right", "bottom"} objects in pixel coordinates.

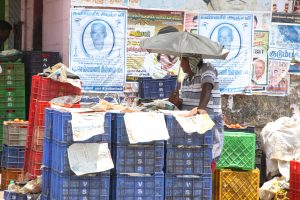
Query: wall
[
  {"left": 222, "top": 74, "right": 300, "bottom": 129},
  {"left": 21, "top": 0, "right": 34, "bottom": 50},
  {"left": 43, "top": 0, "right": 71, "bottom": 64}
]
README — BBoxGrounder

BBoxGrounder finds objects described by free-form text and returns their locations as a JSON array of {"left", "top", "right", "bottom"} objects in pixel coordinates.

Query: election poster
[
  {"left": 69, "top": 9, "right": 127, "bottom": 92},
  {"left": 185, "top": 13, "right": 199, "bottom": 34},
  {"left": 126, "top": 9, "right": 184, "bottom": 79},
  {"left": 252, "top": 31, "right": 269, "bottom": 86},
  {"left": 198, "top": 14, "right": 254, "bottom": 94},
  {"left": 272, "top": 0, "right": 300, "bottom": 23}
]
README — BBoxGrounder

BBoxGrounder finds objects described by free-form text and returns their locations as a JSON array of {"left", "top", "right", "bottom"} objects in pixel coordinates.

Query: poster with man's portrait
[
  {"left": 198, "top": 14, "right": 254, "bottom": 94},
  {"left": 70, "top": 9, "right": 127, "bottom": 93},
  {"left": 204, "top": 0, "right": 272, "bottom": 12},
  {"left": 269, "top": 23, "right": 300, "bottom": 50}
]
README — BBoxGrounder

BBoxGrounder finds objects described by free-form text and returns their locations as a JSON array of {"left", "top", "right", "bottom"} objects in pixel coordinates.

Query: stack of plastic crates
[
  {"left": 23, "top": 75, "right": 81, "bottom": 179},
  {"left": 0, "top": 62, "right": 26, "bottom": 151},
  {"left": 138, "top": 76, "right": 177, "bottom": 99},
  {"left": 1, "top": 121, "right": 28, "bottom": 190},
  {"left": 290, "top": 160, "right": 300, "bottom": 200},
  {"left": 111, "top": 113, "right": 164, "bottom": 200},
  {"left": 41, "top": 109, "right": 111, "bottom": 200},
  {"left": 214, "top": 130, "right": 259, "bottom": 199},
  {"left": 164, "top": 114, "right": 213, "bottom": 199},
  {"left": 22, "top": 51, "right": 61, "bottom": 116}
]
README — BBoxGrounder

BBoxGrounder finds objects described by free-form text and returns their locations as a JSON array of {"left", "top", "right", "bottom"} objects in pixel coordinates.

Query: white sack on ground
[
  {"left": 260, "top": 114, "right": 300, "bottom": 179},
  {"left": 67, "top": 143, "right": 114, "bottom": 176},
  {"left": 124, "top": 112, "right": 169, "bottom": 144}
]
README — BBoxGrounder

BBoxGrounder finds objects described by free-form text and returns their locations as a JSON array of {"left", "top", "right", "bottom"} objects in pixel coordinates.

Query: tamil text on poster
[
  {"left": 198, "top": 14, "right": 254, "bottom": 94},
  {"left": 70, "top": 9, "right": 127, "bottom": 92}
]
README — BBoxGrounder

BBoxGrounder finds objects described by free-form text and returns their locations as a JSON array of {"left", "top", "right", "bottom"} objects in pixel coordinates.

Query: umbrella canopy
[{"left": 140, "top": 31, "right": 229, "bottom": 60}]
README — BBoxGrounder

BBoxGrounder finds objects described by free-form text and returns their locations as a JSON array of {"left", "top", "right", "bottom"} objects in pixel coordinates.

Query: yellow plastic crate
[{"left": 213, "top": 169, "right": 260, "bottom": 200}]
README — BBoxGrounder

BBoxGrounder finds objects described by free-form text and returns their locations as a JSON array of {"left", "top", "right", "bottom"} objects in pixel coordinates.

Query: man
[
  {"left": 90, "top": 22, "right": 107, "bottom": 51},
  {"left": 252, "top": 58, "right": 267, "bottom": 85},
  {"left": 0, "top": 20, "right": 12, "bottom": 51},
  {"left": 203, "top": 0, "right": 257, "bottom": 11},
  {"left": 169, "top": 57, "right": 223, "bottom": 160},
  {"left": 217, "top": 26, "right": 234, "bottom": 51}
]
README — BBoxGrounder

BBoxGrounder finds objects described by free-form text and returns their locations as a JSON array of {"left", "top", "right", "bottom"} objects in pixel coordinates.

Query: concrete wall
[
  {"left": 43, "top": 0, "right": 71, "bottom": 64},
  {"left": 21, "top": 0, "right": 34, "bottom": 50},
  {"left": 222, "top": 74, "right": 300, "bottom": 129}
]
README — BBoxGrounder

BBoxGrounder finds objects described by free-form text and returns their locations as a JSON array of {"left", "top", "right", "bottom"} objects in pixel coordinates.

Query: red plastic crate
[
  {"left": 34, "top": 101, "right": 50, "bottom": 127},
  {"left": 32, "top": 77, "right": 81, "bottom": 101},
  {"left": 32, "top": 126, "right": 44, "bottom": 151},
  {"left": 23, "top": 148, "right": 31, "bottom": 174},
  {"left": 30, "top": 75, "right": 41, "bottom": 100},
  {"left": 27, "top": 150, "right": 43, "bottom": 179},
  {"left": 28, "top": 99, "right": 37, "bottom": 123},
  {"left": 290, "top": 160, "right": 300, "bottom": 195},
  {"left": 290, "top": 191, "right": 300, "bottom": 200},
  {"left": 26, "top": 122, "right": 34, "bottom": 149}
]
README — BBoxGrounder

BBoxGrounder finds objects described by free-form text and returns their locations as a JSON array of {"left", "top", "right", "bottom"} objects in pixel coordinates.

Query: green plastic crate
[
  {"left": 216, "top": 132, "right": 256, "bottom": 170},
  {"left": 0, "top": 63, "right": 24, "bottom": 76},
  {"left": 0, "top": 109, "right": 26, "bottom": 119},
  {"left": 0, "top": 87, "right": 25, "bottom": 98}
]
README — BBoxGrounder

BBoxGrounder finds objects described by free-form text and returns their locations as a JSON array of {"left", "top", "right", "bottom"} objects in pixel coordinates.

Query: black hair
[
  {"left": 254, "top": 16, "right": 258, "bottom": 23},
  {"left": 157, "top": 26, "right": 179, "bottom": 35},
  {"left": 193, "top": 16, "right": 198, "bottom": 21},
  {"left": 0, "top": 20, "right": 12, "bottom": 31},
  {"left": 203, "top": 0, "right": 210, "bottom": 4}
]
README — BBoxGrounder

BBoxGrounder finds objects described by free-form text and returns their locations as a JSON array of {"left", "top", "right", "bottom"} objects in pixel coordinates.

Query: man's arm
[{"left": 197, "top": 82, "right": 213, "bottom": 114}]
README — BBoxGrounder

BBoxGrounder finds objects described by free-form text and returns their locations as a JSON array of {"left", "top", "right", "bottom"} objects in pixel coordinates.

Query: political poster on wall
[
  {"left": 205, "top": 0, "right": 272, "bottom": 12},
  {"left": 71, "top": 0, "right": 127, "bottom": 7},
  {"left": 126, "top": 9, "right": 184, "bottom": 79},
  {"left": 272, "top": 0, "right": 300, "bottom": 23},
  {"left": 69, "top": 9, "right": 127, "bottom": 93},
  {"left": 198, "top": 14, "right": 254, "bottom": 94},
  {"left": 71, "top": 0, "right": 208, "bottom": 10},
  {"left": 185, "top": 13, "right": 199, "bottom": 34}
]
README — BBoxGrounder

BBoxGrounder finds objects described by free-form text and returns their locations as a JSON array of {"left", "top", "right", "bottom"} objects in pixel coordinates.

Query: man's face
[
  {"left": 0, "top": 29, "right": 11, "bottom": 42},
  {"left": 218, "top": 28, "right": 233, "bottom": 50},
  {"left": 210, "top": 0, "right": 257, "bottom": 11},
  {"left": 90, "top": 24, "right": 107, "bottom": 51},
  {"left": 180, "top": 57, "right": 191, "bottom": 73},
  {"left": 254, "top": 61, "right": 265, "bottom": 78}
]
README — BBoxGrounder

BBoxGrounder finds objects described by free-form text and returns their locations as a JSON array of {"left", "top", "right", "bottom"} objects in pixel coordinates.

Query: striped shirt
[{"left": 180, "top": 63, "right": 222, "bottom": 115}]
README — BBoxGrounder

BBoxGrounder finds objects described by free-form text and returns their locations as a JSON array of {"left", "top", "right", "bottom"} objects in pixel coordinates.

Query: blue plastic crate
[
  {"left": 51, "top": 141, "right": 111, "bottom": 175},
  {"left": 165, "top": 175, "right": 212, "bottom": 200},
  {"left": 139, "top": 76, "right": 177, "bottom": 99},
  {"left": 50, "top": 171, "right": 110, "bottom": 200},
  {"left": 112, "top": 113, "right": 164, "bottom": 145},
  {"left": 44, "top": 108, "right": 54, "bottom": 139},
  {"left": 113, "top": 144, "right": 164, "bottom": 174},
  {"left": 52, "top": 110, "right": 111, "bottom": 144},
  {"left": 42, "top": 137, "right": 51, "bottom": 168},
  {"left": 2, "top": 145, "right": 25, "bottom": 169},
  {"left": 166, "top": 145, "right": 212, "bottom": 175},
  {"left": 112, "top": 173, "right": 164, "bottom": 200},
  {"left": 4, "top": 190, "right": 27, "bottom": 200},
  {"left": 42, "top": 167, "right": 51, "bottom": 197},
  {"left": 165, "top": 114, "right": 214, "bottom": 146}
]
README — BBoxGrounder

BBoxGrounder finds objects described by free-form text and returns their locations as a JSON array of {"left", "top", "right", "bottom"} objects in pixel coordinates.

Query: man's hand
[
  {"left": 168, "top": 90, "right": 182, "bottom": 109},
  {"left": 190, "top": 107, "right": 208, "bottom": 116}
]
